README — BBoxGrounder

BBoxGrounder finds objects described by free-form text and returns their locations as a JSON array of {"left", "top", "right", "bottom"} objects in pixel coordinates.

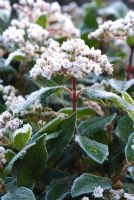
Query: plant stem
[
  {"left": 71, "top": 77, "right": 77, "bottom": 112},
  {"left": 126, "top": 47, "right": 134, "bottom": 80}
]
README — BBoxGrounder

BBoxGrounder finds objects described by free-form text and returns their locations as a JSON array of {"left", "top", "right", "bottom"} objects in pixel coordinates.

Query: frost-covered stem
[
  {"left": 71, "top": 77, "right": 77, "bottom": 112},
  {"left": 126, "top": 47, "right": 134, "bottom": 80}
]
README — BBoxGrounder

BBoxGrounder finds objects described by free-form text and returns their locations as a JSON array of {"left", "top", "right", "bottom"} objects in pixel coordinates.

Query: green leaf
[
  {"left": 30, "top": 116, "right": 64, "bottom": 143},
  {"left": 109, "top": 57, "right": 122, "bottom": 63},
  {"left": 125, "top": 132, "right": 134, "bottom": 162},
  {"left": 3, "top": 143, "right": 35, "bottom": 178},
  {"left": 1, "top": 187, "right": 36, "bottom": 200},
  {"left": 126, "top": 36, "right": 134, "bottom": 47},
  {"left": 116, "top": 115, "right": 134, "bottom": 143},
  {"left": 0, "top": 58, "right": 16, "bottom": 73},
  {"left": 84, "top": 88, "right": 134, "bottom": 121},
  {"left": 36, "top": 14, "right": 48, "bottom": 29},
  {"left": 16, "top": 86, "right": 63, "bottom": 112},
  {"left": 78, "top": 114, "right": 116, "bottom": 137},
  {"left": 123, "top": 183, "right": 134, "bottom": 193},
  {"left": 4, "top": 150, "right": 16, "bottom": 162},
  {"left": 94, "top": 0, "right": 103, "bottom": 8},
  {"left": 82, "top": 3, "right": 98, "bottom": 30},
  {"left": 13, "top": 124, "right": 32, "bottom": 150},
  {"left": 45, "top": 177, "right": 73, "bottom": 200},
  {"left": 75, "top": 135, "right": 109, "bottom": 164},
  {"left": 71, "top": 173, "right": 112, "bottom": 197},
  {"left": 122, "top": 92, "right": 134, "bottom": 106},
  {"left": 38, "top": 116, "right": 64, "bottom": 133},
  {"left": 121, "top": 92, "right": 134, "bottom": 123},
  {"left": 5, "top": 177, "right": 17, "bottom": 190},
  {"left": 109, "top": 79, "right": 134, "bottom": 93},
  {"left": 59, "top": 107, "right": 97, "bottom": 118},
  {"left": 42, "top": 168, "right": 65, "bottom": 185},
  {"left": 48, "top": 113, "right": 76, "bottom": 165},
  {"left": 5, "top": 51, "right": 26, "bottom": 65},
  {"left": 46, "top": 132, "right": 61, "bottom": 141},
  {"left": 17, "top": 134, "right": 47, "bottom": 186}
]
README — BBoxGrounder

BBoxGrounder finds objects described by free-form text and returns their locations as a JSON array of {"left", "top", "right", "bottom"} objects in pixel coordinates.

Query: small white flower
[
  {"left": 124, "top": 193, "right": 134, "bottom": 200},
  {"left": 27, "top": 24, "right": 49, "bottom": 41},
  {"left": 0, "top": 146, "right": 6, "bottom": 166},
  {"left": 131, "top": 144, "right": 134, "bottom": 151},
  {"left": 92, "top": 186, "right": 104, "bottom": 198},
  {"left": 0, "top": 146, "right": 5, "bottom": 153},
  {"left": 81, "top": 197, "right": 89, "bottom": 200}
]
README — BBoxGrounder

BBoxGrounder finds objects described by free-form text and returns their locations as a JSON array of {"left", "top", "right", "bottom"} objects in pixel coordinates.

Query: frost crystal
[
  {"left": 13, "top": 124, "right": 32, "bottom": 138},
  {"left": 92, "top": 186, "right": 104, "bottom": 198},
  {"left": 30, "top": 38, "right": 113, "bottom": 80}
]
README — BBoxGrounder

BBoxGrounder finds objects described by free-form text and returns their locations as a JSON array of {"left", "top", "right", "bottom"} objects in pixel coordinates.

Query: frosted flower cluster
[
  {"left": 92, "top": 186, "right": 104, "bottom": 198},
  {"left": 30, "top": 38, "right": 113, "bottom": 80},
  {"left": 89, "top": 11, "right": 134, "bottom": 40},
  {"left": 2, "top": 20, "right": 50, "bottom": 61},
  {"left": 124, "top": 193, "right": 134, "bottom": 200},
  {"left": 109, "top": 189, "right": 124, "bottom": 200},
  {"left": 0, "top": 84, "right": 25, "bottom": 112},
  {"left": 0, "top": 111, "right": 23, "bottom": 132},
  {"left": 13, "top": 0, "right": 80, "bottom": 38},
  {"left": 0, "top": 82, "right": 56, "bottom": 127},
  {"left": 0, "top": 146, "right": 6, "bottom": 169}
]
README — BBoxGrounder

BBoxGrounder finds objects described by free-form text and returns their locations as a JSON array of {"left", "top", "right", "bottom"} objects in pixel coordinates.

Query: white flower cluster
[
  {"left": 89, "top": 11, "right": 134, "bottom": 40},
  {"left": 30, "top": 38, "right": 113, "bottom": 80},
  {"left": 0, "top": 84, "right": 25, "bottom": 112},
  {"left": 2, "top": 19, "right": 50, "bottom": 60},
  {"left": 92, "top": 186, "right": 104, "bottom": 198},
  {"left": 109, "top": 189, "right": 124, "bottom": 200},
  {"left": 13, "top": 0, "right": 80, "bottom": 38},
  {"left": 3, "top": 26, "right": 25, "bottom": 45},
  {"left": 0, "top": 111, "right": 23, "bottom": 132},
  {"left": 0, "top": 82, "right": 56, "bottom": 127},
  {"left": 0, "top": 146, "right": 6, "bottom": 169},
  {"left": 124, "top": 193, "right": 134, "bottom": 200}
]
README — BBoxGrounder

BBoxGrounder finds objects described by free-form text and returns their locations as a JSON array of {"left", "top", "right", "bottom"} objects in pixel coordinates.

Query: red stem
[
  {"left": 71, "top": 77, "right": 77, "bottom": 112},
  {"left": 126, "top": 47, "right": 134, "bottom": 80}
]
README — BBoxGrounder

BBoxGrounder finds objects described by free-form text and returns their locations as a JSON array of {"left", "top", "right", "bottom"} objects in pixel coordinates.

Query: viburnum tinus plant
[{"left": 1, "top": 0, "right": 134, "bottom": 200}]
